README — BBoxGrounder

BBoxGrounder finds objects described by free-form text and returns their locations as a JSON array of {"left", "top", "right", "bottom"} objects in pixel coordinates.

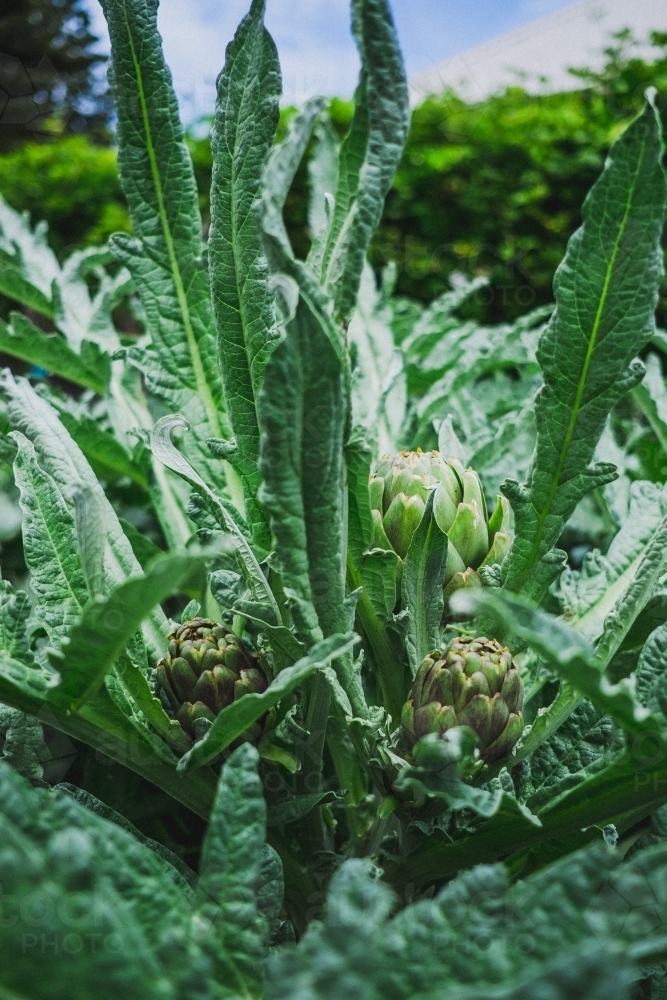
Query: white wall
[{"left": 409, "top": 0, "right": 666, "bottom": 103}]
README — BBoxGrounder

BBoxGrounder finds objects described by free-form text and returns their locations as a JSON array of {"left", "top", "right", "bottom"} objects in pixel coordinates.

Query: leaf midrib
[
  {"left": 516, "top": 129, "right": 648, "bottom": 592},
  {"left": 121, "top": 2, "right": 221, "bottom": 440}
]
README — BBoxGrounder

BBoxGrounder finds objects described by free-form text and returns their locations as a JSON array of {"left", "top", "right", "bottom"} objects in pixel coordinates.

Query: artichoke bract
[
  {"left": 157, "top": 618, "right": 268, "bottom": 740},
  {"left": 401, "top": 636, "right": 524, "bottom": 762},
  {"left": 370, "top": 449, "right": 511, "bottom": 598}
]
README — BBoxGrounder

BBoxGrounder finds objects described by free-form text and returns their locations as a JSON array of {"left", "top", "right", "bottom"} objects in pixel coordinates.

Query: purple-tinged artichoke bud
[
  {"left": 157, "top": 617, "right": 267, "bottom": 740},
  {"left": 401, "top": 636, "right": 524, "bottom": 762}
]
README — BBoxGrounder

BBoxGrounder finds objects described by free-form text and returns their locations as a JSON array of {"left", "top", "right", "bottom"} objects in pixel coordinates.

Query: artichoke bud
[
  {"left": 443, "top": 565, "right": 483, "bottom": 602},
  {"left": 371, "top": 508, "right": 394, "bottom": 550},
  {"left": 488, "top": 494, "right": 510, "bottom": 536},
  {"left": 481, "top": 530, "right": 511, "bottom": 570},
  {"left": 369, "top": 475, "right": 386, "bottom": 513},
  {"left": 157, "top": 617, "right": 268, "bottom": 741},
  {"left": 368, "top": 450, "right": 512, "bottom": 602},
  {"left": 402, "top": 636, "right": 524, "bottom": 762},
  {"left": 447, "top": 499, "right": 489, "bottom": 570},
  {"left": 383, "top": 493, "right": 425, "bottom": 559},
  {"left": 433, "top": 482, "right": 459, "bottom": 533}
]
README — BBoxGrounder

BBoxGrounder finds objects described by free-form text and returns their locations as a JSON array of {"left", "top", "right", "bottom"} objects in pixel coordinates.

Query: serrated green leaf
[
  {"left": 348, "top": 265, "right": 406, "bottom": 453},
  {"left": 257, "top": 280, "right": 347, "bottom": 647},
  {"left": 563, "top": 480, "right": 667, "bottom": 637},
  {"left": 0, "top": 706, "right": 49, "bottom": 785},
  {"left": 49, "top": 553, "right": 203, "bottom": 710},
  {"left": 632, "top": 351, "right": 667, "bottom": 454},
  {"left": 70, "top": 483, "right": 106, "bottom": 601},
  {"left": 260, "top": 97, "right": 325, "bottom": 254},
  {"left": 256, "top": 844, "right": 285, "bottom": 942},
  {"left": 0, "top": 194, "right": 59, "bottom": 311},
  {"left": 1, "top": 374, "right": 169, "bottom": 659},
  {"left": 320, "top": 0, "right": 409, "bottom": 321},
  {"left": 0, "top": 247, "right": 54, "bottom": 317},
  {"left": 269, "top": 848, "right": 653, "bottom": 999},
  {"left": 209, "top": 0, "right": 282, "bottom": 548},
  {"left": 197, "top": 744, "right": 268, "bottom": 996},
  {"left": 401, "top": 490, "right": 447, "bottom": 675},
  {"left": 0, "top": 761, "right": 211, "bottom": 999},
  {"left": 0, "top": 578, "right": 32, "bottom": 663},
  {"left": 345, "top": 432, "right": 374, "bottom": 565},
  {"left": 256, "top": 251, "right": 367, "bottom": 717},
  {"left": 503, "top": 97, "right": 667, "bottom": 602},
  {"left": 56, "top": 782, "right": 196, "bottom": 890},
  {"left": 152, "top": 413, "right": 280, "bottom": 624},
  {"left": 592, "top": 508, "right": 667, "bottom": 668},
  {"left": 359, "top": 549, "right": 400, "bottom": 621},
  {"left": 637, "top": 622, "right": 667, "bottom": 719},
  {"left": 306, "top": 116, "right": 338, "bottom": 272},
  {"left": 101, "top": 0, "right": 238, "bottom": 506},
  {"left": 0, "top": 313, "right": 110, "bottom": 393},
  {"left": 514, "top": 701, "right": 615, "bottom": 811}
]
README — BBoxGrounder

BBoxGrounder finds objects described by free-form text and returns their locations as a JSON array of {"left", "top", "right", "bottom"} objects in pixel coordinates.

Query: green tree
[
  {"left": 0, "top": 135, "right": 128, "bottom": 253},
  {"left": 372, "top": 30, "right": 667, "bottom": 325},
  {"left": 0, "top": 0, "right": 111, "bottom": 151}
]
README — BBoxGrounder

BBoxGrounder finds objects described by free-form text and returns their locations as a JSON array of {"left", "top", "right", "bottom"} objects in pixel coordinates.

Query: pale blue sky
[{"left": 87, "top": 0, "right": 576, "bottom": 119}]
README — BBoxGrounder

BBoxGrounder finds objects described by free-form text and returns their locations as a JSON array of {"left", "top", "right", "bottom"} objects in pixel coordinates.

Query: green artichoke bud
[
  {"left": 157, "top": 617, "right": 267, "bottom": 739},
  {"left": 401, "top": 636, "right": 524, "bottom": 762},
  {"left": 369, "top": 450, "right": 512, "bottom": 591}
]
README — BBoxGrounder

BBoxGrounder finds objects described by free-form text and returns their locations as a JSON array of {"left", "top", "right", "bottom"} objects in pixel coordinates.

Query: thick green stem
[
  {"left": 327, "top": 712, "right": 368, "bottom": 844},
  {"left": 348, "top": 556, "right": 407, "bottom": 723},
  {"left": 299, "top": 672, "right": 331, "bottom": 794}
]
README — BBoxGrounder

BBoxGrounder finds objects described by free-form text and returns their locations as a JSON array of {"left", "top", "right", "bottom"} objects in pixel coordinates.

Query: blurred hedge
[
  {"left": 0, "top": 135, "right": 129, "bottom": 255},
  {"left": 0, "top": 31, "right": 665, "bottom": 325}
]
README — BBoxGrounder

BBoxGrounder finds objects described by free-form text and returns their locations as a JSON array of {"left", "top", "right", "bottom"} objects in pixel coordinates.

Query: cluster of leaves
[{"left": 0, "top": 0, "right": 667, "bottom": 997}]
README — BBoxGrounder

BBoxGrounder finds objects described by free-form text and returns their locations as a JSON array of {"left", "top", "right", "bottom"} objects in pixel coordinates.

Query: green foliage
[
  {"left": 0, "top": 136, "right": 128, "bottom": 254},
  {"left": 377, "top": 32, "right": 667, "bottom": 326}
]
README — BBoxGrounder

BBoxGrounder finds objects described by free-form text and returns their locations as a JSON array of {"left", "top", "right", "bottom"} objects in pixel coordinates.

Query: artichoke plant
[
  {"left": 369, "top": 450, "right": 512, "bottom": 597},
  {"left": 401, "top": 636, "right": 524, "bottom": 762},
  {"left": 157, "top": 618, "right": 268, "bottom": 739}
]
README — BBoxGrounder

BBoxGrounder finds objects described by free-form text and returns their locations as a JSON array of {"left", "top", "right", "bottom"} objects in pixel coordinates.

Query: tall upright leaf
[
  {"left": 257, "top": 243, "right": 366, "bottom": 717},
  {"left": 258, "top": 283, "right": 346, "bottom": 648},
  {"left": 318, "top": 0, "right": 409, "bottom": 321},
  {"left": 502, "top": 96, "right": 667, "bottom": 602},
  {"left": 209, "top": 0, "right": 281, "bottom": 547},
  {"left": 100, "top": 0, "right": 237, "bottom": 504},
  {"left": 197, "top": 744, "right": 268, "bottom": 996},
  {"left": 401, "top": 491, "right": 448, "bottom": 676},
  {"left": 260, "top": 98, "right": 327, "bottom": 255}
]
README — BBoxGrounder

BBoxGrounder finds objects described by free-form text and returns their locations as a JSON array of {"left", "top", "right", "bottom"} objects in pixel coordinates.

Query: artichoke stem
[{"left": 347, "top": 555, "right": 409, "bottom": 724}]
